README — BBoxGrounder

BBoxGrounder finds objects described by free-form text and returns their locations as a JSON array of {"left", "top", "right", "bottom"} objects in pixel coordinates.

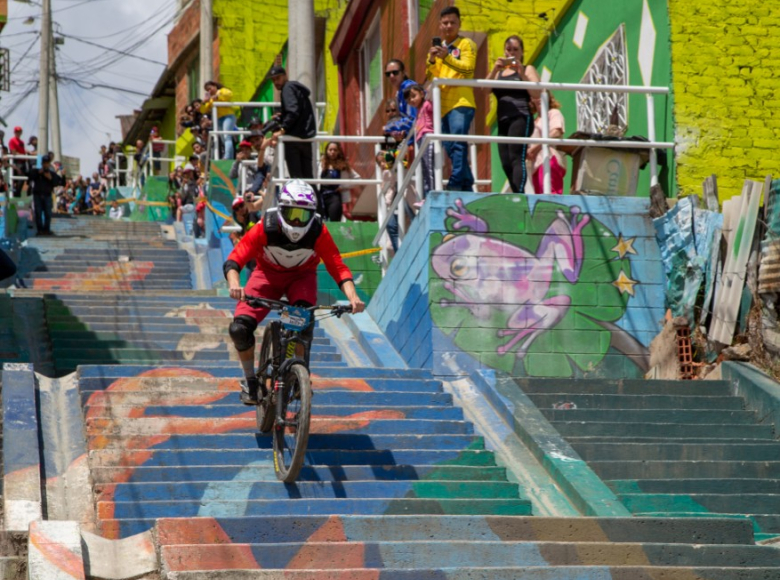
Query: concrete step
[
  {"left": 89, "top": 450, "right": 498, "bottom": 477},
  {"left": 573, "top": 442, "right": 780, "bottom": 461},
  {"left": 618, "top": 493, "right": 780, "bottom": 515},
  {"left": 157, "top": 540, "right": 780, "bottom": 570},
  {"left": 516, "top": 379, "right": 733, "bottom": 397},
  {"left": 52, "top": 341, "right": 339, "bottom": 354},
  {"left": 89, "top": 404, "right": 465, "bottom": 421},
  {"left": 87, "top": 433, "right": 485, "bottom": 451},
  {"left": 527, "top": 393, "right": 745, "bottom": 410},
  {"left": 80, "top": 389, "right": 451, "bottom": 407},
  {"left": 84, "top": 417, "right": 474, "bottom": 437},
  {"left": 542, "top": 408, "right": 758, "bottom": 424},
  {"left": 100, "top": 498, "right": 534, "bottom": 520},
  {"left": 76, "top": 365, "right": 433, "bottom": 380},
  {"left": 591, "top": 460, "right": 780, "bottom": 480},
  {"left": 609, "top": 479, "right": 780, "bottom": 494},
  {"left": 100, "top": 480, "right": 521, "bottom": 503},
  {"left": 159, "top": 568, "right": 780, "bottom": 580},
  {"left": 153, "top": 515, "right": 757, "bottom": 545},
  {"left": 27, "top": 271, "right": 192, "bottom": 281},
  {"left": 55, "top": 349, "right": 341, "bottom": 362},
  {"left": 551, "top": 421, "right": 774, "bottom": 439}
]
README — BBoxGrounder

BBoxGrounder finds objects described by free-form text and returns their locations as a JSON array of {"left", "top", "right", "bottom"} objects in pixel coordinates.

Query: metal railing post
[
  {"left": 646, "top": 94, "right": 659, "bottom": 188},
  {"left": 396, "top": 148, "right": 406, "bottom": 243},
  {"left": 432, "top": 86, "right": 444, "bottom": 191},
  {"left": 375, "top": 143, "right": 388, "bottom": 273},
  {"left": 212, "top": 104, "right": 220, "bottom": 161},
  {"left": 278, "top": 138, "right": 286, "bottom": 181},
  {"left": 541, "top": 90, "right": 552, "bottom": 195},
  {"left": 469, "top": 142, "right": 479, "bottom": 192}
]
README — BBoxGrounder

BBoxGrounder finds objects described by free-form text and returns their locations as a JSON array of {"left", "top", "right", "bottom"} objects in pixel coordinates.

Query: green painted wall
[
  {"left": 214, "top": 0, "right": 347, "bottom": 134},
  {"left": 532, "top": 0, "right": 675, "bottom": 197}
]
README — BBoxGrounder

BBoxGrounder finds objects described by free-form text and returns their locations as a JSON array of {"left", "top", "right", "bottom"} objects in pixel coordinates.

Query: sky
[{"left": 1, "top": 0, "right": 178, "bottom": 176}]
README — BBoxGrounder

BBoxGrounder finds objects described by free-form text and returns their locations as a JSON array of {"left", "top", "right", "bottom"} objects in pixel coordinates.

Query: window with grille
[{"left": 577, "top": 24, "right": 628, "bottom": 134}]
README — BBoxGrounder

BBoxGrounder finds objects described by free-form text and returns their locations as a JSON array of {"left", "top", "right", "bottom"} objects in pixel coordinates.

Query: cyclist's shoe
[{"left": 239, "top": 377, "right": 260, "bottom": 405}]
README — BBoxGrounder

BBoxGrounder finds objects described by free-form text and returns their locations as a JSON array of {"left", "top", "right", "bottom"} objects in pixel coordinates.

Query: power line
[
  {"left": 58, "top": 75, "right": 151, "bottom": 97},
  {"left": 59, "top": 33, "right": 167, "bottom": 66}
]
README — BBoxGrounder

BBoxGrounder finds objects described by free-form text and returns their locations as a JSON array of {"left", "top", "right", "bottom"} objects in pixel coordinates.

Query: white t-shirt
[
  {"left": 531, "top": 109, "right": 565, "bottom": 171},
  {"left": 109, "top": 206, "right": 123, "bottom": 220}
]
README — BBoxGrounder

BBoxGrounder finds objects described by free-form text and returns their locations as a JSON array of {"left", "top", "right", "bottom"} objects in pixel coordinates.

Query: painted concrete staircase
[
  {"left": 521, "top": 377, "right": 780, "bottom": 542},
  {"left": 18, "top": 216, "right": 192, "bottom": 292}
]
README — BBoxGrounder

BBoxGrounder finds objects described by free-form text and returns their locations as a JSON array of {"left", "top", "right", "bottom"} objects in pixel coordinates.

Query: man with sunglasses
[{"left": 224, "top": 179, "right": 365, "bottom": 405}]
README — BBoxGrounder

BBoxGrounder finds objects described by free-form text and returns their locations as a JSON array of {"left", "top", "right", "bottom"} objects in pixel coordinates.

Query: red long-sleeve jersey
[{"left": 225, "top": 210, "right": 353, "bottom": 287}]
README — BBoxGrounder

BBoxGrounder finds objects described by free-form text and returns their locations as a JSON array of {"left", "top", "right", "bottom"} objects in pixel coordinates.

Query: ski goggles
[{"left": 281, "top": 206, "right": 314, "bottom": 225}]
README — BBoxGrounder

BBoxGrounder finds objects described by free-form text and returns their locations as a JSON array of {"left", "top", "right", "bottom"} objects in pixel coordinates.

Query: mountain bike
[{"left": 244, "top": 295, "right": 352, "bottom": 482}]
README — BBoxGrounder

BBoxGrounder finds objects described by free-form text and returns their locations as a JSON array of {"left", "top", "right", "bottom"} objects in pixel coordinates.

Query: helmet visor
[{"left": 281, "top": 206, "right": 314, "bottom": 226}]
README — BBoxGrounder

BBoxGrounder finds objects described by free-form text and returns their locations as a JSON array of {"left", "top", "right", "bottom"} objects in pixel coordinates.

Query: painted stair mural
[
  {"left": 5, "top": 213, "right": 780, "bottom": 578},
  {"left": 17, "top": 216, "right": 191, "bottom": 293},
  {"left": 518, "top": 376, "right": 780, "bottom": 542}
]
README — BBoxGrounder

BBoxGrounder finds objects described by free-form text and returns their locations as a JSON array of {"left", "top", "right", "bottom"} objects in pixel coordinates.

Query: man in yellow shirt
[{"left": 426, "top": 6, "right": 477, "bottom": 191}]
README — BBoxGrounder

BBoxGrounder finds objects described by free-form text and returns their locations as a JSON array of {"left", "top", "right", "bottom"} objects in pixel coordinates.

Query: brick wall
[
  {"left": 368, "top": 192, "right": 665, "bottom": 378},
  {"left": 168, "top": 0, "right": 200, "bottom": 65},
  {"left": 669, "top": 0, "right": 780, "bottom": 200}
]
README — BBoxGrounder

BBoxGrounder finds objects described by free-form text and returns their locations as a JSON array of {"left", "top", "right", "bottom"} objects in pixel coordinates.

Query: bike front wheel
[{"left": 272, "top": 363, "right": 312, "bottom": 482}]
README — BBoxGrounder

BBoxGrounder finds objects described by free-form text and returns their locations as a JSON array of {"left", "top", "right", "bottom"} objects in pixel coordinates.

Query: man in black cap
[
  {"left": 28, "top": 155, "right": 64, "bottom": 235},
  {"left": 265, "top": 66, "right": 316, "bottom": 180}
]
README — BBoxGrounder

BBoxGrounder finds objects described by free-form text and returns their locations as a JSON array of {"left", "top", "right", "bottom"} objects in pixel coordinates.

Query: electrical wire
[{"left": 58, "top": 33, "right": 167, "bottom": 66}]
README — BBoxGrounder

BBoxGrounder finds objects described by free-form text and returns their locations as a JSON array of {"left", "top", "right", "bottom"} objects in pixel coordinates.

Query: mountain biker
[{"left": 224, "top": 179, "right": 365, "bottom": 405}]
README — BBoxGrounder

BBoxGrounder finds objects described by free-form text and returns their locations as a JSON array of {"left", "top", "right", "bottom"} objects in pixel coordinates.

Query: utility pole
[
  {"left": 200, "top": 0, "right": 213, "bottom": 85},
  {"left": 288, "top": 0, "right": 316, "bottom": 106},
  {"left": 38, "top": 0, "right": 51, "bottom": 154},
  {"left": 49, "top": 28, "right": 62, "bottom": 162}
]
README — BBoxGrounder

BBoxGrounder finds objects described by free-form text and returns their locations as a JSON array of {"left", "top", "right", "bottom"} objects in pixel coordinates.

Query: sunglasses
[
  {"left": 386, "top": 108, "right": 398, "bottom": 114},
  {"left": 384, "top": 70, "right": 401, "bottom": 77}
]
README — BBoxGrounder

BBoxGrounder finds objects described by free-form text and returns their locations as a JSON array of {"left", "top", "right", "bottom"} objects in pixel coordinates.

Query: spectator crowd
[{"left": 0, "top": 6, "right": 565, "bottom": 247}]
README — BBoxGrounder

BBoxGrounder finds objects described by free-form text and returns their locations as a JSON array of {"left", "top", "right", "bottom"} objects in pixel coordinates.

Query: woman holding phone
[{"left": 487, "top": 35, "right": 541, "bottom": 193}]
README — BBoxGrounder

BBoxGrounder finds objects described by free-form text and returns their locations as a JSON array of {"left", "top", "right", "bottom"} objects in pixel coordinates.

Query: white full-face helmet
[{"left": 278, "top": 179, "right": 318, "bottom": 242}]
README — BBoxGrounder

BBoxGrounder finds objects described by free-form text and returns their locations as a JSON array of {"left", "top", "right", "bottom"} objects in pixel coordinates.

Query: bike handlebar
[{"left": 243, "top": 295, "right": 353, "bottom": 317}]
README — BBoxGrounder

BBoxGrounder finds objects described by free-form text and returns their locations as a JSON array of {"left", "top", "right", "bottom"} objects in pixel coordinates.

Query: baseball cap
[
  {"left": 182, "top": 163, "right": 196, "bottom": 173},
  {"left": 269, "top": 65, "right": 286, "bottom": 78},
  {"left": 14, "top": 126, "right": 22, "bottom": 132},
  {"left": 247, "top": 117, "right": 262, "bottom": 128},
  {"left": 238, "top": 140, "right": 253, "bottom": 149},
  {"left": 232, "top": 197, "right": 245, "bottom": 209}
]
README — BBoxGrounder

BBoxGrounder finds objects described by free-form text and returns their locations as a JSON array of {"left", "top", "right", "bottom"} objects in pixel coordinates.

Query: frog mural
[{"left": 430, "top": 196, "right": 649, "bottom": 378}]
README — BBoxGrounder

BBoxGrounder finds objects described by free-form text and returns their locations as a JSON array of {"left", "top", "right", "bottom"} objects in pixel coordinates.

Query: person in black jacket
[
  {"left": 265, "top": 66, "right": 316, "bottom": 180},
  {"left": 28, "top": 155, "right": 64, "bottom": 235}
]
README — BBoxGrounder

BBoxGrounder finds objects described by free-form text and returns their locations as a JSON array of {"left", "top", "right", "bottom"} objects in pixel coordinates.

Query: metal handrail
[
  {"left": 431, "top": 77, "right": 670, "bottom": 194},
  {"left": 209, "top": 100, "right": 328, "bottom": 161}
]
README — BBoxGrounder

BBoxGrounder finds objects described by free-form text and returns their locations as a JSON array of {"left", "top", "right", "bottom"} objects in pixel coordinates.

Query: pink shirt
[
  {"left": 414, "top": 101, "right": 434, "bottom": 145},
  {"left": 531, "top": 109, "right": 565, "bottom": 170}
]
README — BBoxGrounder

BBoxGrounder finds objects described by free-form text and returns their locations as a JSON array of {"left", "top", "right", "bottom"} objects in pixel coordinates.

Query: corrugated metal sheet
[{"left": 759, "top": 179, "right": 780, "bottom": 294}]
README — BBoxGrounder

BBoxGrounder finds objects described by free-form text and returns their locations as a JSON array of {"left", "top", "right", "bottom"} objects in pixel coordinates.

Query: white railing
[
  {"left": 138, "top": 139, "right": 183, "bottom": 179},
  {"left": 3, "top": 154, "right": 37, "bottom": 197},
  {"left": 372, "top": 78, "right": 674, "bottom": 251},
  {"left": 209, "top": 100, "right": 327, "bottom": 162}
]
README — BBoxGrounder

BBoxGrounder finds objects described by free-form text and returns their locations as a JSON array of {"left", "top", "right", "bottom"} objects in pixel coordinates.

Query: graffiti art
[{"left": 430, "top": 196, "right": 646, "bottom": 378}]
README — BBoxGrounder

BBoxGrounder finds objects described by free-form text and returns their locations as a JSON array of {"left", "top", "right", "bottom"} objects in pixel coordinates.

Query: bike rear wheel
[
  {"left": 272, "top": 363, "right": 312, "bottom": 482},
  {"left": 256, "top": 322, "right": 279, "bottom": 434}
]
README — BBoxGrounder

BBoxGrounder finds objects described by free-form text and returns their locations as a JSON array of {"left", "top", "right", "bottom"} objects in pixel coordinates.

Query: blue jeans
[
  {"left": 218, "top": 114, "right": 238, "bottom": 160},
  {"left": 442, "top": 106, "right": 475, "bottom": 191}
]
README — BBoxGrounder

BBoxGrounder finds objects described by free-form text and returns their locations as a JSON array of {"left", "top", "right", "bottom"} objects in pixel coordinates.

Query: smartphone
[
  {"left": 432, "top": 37, "right": 443, "bottom": 47},
  {"left": 500, "top": 57, "right": 517, "bottom": 66}
]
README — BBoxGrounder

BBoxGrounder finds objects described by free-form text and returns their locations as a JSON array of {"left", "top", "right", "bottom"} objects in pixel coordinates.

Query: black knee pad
[{"left": 229, "top": 315, "right": 258, "bottom": 351}]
